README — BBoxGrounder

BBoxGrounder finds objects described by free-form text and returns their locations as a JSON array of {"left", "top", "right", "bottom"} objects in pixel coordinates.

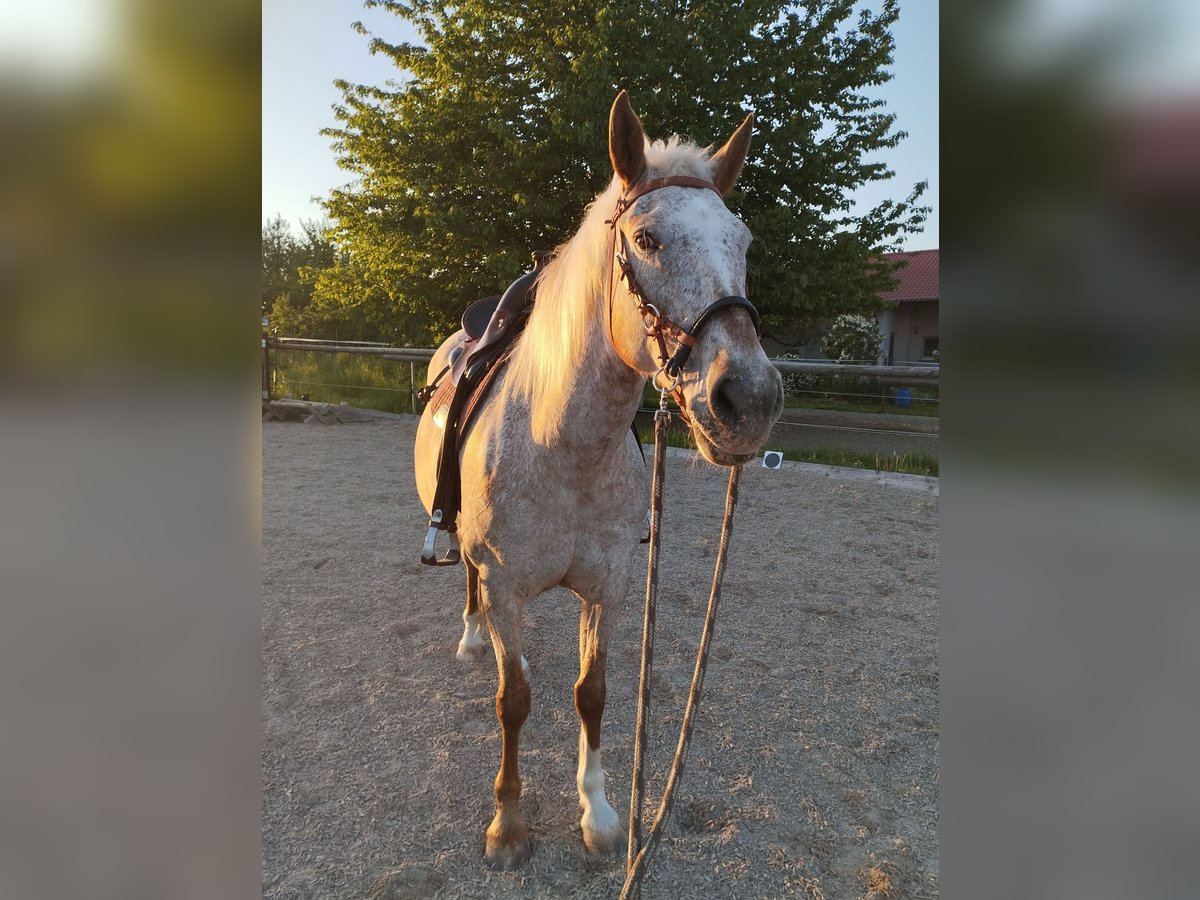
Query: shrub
[{"left": 821, "top": 314, "right": 882, "bottom": 364}]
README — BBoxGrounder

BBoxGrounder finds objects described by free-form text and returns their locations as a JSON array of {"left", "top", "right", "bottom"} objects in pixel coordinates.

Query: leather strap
[
  {"left": 457, "top": 345, "right": 514, "bottom": 440},
  {"left": 615, "top": 176, "right": 723, "bottom": 214},
  {"left": 664, "top": 295, "right": 760, "bottom": 377},
  {"left": 604, "top": 176, "right": 761, "bottom": 418}
]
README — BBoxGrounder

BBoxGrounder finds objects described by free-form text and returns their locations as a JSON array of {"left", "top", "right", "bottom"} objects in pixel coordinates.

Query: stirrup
[{"left": 421, "top": 509, "right": 462, "bottom": 566}]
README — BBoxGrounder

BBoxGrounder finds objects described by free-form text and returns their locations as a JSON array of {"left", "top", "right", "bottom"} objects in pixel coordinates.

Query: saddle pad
[
  {"left": 426, "top": 345, "right": 514, "bottom": 440},
  {"left": 427, "top": 374, "right": 456, "bottom": 421}
]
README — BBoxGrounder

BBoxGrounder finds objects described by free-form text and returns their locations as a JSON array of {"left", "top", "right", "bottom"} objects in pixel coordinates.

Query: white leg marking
[
  {"left": 520, "top": 654, "right": 531, "bottom": 679},
  {"left": 455, "top": 610, "right": 488, "bottom": 661},
  {"left": 577, "top": 728, "right": 621, "bottom": 852}
]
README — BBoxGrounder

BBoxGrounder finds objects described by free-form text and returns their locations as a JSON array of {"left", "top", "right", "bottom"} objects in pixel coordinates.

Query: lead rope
[{"left": 620, "top": 389, "right": 743, "bottom": 900}]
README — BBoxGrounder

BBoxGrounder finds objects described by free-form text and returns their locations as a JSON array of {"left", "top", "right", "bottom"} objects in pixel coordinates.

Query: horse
[{"left": 414, "top": 91, "right": 783, "bottom": 870}]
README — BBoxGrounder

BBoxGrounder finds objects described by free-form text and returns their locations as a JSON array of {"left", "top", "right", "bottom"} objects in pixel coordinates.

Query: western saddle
[{"left": 418, "top": 251, "right": 550, "bottom": 565}]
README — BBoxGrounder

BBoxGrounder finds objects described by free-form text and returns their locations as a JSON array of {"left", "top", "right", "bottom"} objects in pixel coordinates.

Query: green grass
[
  {"left": 270, "top": 350, "right": 425, "bottom": 415},
  {"left": 780, "top": 445, "right": 939, "bottom": 477},
  {"left": 635, "top": 425, "right": 939, "bottom": 477},
  {"left": 782, "top": 394, "right": 939, "bottom": 417}
]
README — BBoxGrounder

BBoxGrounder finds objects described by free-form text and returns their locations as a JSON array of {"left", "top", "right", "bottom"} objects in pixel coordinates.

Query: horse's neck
[
  {"left": 520, "top": 288, "right": 644, "bottom": 454},
  {"left": 553, "top": 340, "right": 642, "bottom": 445}
]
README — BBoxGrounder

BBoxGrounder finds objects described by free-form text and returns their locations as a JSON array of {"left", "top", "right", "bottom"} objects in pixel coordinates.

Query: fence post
[
  {"left": 261, "top": 316, "right": 270, "bottom": 402},
  {"left": 409, "top": 361, "right": 416, "bottom": 415}
]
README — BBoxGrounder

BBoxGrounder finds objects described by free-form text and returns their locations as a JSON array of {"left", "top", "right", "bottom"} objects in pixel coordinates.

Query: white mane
[{"left": 508, "top": 138, "right": 715, "bottom": 442}]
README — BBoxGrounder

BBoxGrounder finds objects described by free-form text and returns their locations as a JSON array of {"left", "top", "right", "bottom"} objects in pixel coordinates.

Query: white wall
[{"left": 878, "top": 301, "right": 938, "bottom": 364}]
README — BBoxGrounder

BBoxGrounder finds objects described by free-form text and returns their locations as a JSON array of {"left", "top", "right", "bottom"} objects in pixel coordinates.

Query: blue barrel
[{"left": 896, "top": 387, "right": 912, "bottom": 408}]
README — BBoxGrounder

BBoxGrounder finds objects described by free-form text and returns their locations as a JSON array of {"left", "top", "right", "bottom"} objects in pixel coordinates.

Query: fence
[{"left": 264, "top": 338, "right": 939, "bottom": 475}]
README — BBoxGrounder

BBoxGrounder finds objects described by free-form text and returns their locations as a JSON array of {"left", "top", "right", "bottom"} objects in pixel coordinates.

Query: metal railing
[
  {"left": 267, "top": 338, "right": 937, "bottom": 379},
  {"left": 264, "top": 338, "right": 939, "bottom": 472}
]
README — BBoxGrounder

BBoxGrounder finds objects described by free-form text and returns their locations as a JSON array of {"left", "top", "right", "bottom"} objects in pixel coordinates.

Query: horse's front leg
[
  {"left": 481, "top": 585, "right": 532, "bottom": 869},
  {"left": 575, "top": 599, "right": 624, "bottom": 854}
]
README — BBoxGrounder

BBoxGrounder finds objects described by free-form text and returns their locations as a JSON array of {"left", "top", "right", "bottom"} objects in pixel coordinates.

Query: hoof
[
  {"left": 582, "top": 827, "right": 624, "bottom": 856},
  {"left": 455, "top": 641, "right": 487, "bottom": 663},
  {"left": 581, "top": 809, "right": 624, "bottom": 856},
  {"left": 484, "top": 835, "right": 532, "bottom": 871}
]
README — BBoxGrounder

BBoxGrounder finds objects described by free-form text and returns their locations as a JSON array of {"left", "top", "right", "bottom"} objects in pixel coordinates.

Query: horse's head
[{"left": 603, "top": 92, "right": 784, "bottom": 466}]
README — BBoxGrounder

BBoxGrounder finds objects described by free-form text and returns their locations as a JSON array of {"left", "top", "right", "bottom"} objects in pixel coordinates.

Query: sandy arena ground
[{"left": 263, "top": 418, "right": 939, "bottom": 899}]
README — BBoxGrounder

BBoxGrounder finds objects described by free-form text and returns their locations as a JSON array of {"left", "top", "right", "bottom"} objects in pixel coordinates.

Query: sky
[{"left": 262, "top": 0, "right": 939, "bottom": 251}]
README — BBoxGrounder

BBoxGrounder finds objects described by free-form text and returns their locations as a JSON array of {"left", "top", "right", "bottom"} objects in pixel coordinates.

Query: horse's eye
[{"left": 633, "top": 230, "right": 658, "bottom": 252}]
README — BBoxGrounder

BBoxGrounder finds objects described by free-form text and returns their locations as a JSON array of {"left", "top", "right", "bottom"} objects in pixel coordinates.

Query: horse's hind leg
[
  {"left": 482, "top": 587, "right": 533, "bottom": 869},
  {"left": 456, "top": 557, "right": 488, "bottom": 662},
  {"left": 575, "top": 599, "right": 623, "bottom": 854}
]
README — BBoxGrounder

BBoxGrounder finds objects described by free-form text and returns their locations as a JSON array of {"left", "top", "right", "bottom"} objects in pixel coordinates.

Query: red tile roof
[
  {"left": 1116, "top": 103, "right": 1200, "bottom": 191},
  {"left": 880, "top": 249, "right": 939, "bottom": 302}
]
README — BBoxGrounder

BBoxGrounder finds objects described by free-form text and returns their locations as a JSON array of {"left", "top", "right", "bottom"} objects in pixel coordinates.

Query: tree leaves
[{"left": 312, "top": 0, "right": 929, "bottom": 345}]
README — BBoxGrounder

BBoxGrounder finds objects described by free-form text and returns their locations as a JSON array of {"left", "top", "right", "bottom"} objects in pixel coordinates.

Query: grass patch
[
  {"left": 270, "top": 349, "right": 425, "bottom": 415},
  {"left": 783, "top": 395, "right": 939, "bottom": 417},
  {"left": 634, "top": 424, "right": 938, "bottom": 477},
  {"left": 781, "top": 446, "right": 939, "bottom": 477}
]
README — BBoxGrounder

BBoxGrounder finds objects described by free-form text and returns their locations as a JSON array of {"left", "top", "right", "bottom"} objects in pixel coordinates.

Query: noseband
[{"left": 605, "top": 176, "right": 761, "bottom": 416}]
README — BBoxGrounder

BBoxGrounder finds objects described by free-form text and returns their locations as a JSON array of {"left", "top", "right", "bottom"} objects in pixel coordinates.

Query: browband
[{"left": 621, "top": 176, "right": 724, "bottom": 205}]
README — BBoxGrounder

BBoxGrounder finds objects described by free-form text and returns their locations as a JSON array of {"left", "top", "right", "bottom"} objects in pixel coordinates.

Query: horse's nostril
[{"left": 711, "top": 377, "right": 740, "bottom": 426}]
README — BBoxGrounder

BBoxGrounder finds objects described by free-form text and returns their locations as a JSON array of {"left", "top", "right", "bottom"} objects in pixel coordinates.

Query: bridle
[{"left": 604, "top": 176, "right": 761, "bottom": 419}]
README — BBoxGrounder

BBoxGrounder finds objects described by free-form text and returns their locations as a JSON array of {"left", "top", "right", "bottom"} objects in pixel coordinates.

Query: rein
[
  {"left": 605, "top": 176, "right": 755, "bottom": 898},
  {"left": 620, "top": 391, "right": 742, "bottom": 900}
]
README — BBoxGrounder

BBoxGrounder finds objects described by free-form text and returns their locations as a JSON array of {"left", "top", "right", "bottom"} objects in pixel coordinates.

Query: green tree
[
  {"left": 261, "top": 217, "right": 336, "bottom": 333},
  {"left": 261, "top": 216, "right": 297, "bottom": 317},
  {"left": 319, "top": 0, "right": 928, "bottom": 344}
]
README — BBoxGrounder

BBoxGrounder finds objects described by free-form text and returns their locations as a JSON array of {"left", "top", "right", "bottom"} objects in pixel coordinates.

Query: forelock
[{"left": 643, "top": 137, "right": 713, "bottom": 180}]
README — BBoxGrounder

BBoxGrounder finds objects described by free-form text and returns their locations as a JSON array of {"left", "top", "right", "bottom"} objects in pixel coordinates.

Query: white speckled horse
[{"left": 414, "top": 92, "right": 783, "bottom": 869}]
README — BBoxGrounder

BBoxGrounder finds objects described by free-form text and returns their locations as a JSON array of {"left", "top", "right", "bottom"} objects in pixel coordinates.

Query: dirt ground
[{"left": 263, "top": 418, "right": 939, "bottom": 899}]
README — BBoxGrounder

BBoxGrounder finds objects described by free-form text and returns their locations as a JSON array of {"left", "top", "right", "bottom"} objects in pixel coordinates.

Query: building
[{"left": 877, "top": 249, "right": 939, "bottom": 365}]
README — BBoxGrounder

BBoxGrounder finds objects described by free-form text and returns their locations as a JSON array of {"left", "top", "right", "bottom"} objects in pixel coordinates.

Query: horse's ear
[
  {"left": 710, "top": 112, "right": 754, "bottom": 195},
  {"left": 609, "top": 90, "right": 647, "bottom": 190}
]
